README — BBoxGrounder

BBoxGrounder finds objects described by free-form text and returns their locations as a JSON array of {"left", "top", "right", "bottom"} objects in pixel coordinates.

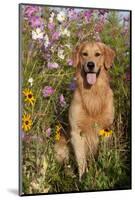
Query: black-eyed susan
[
  {"left": 98, "top": 129, "right": 105, "bottom": 136},
  {"left": 99, "top": 129, "right": 112, "bottom": 137},
  {"left": 23, "top": 88, "right": 35, "bottom": 106},
  {"left": 22, "top": 113, "right": 32, "bottom": 132},
  {"left": 55, "top": 124, "right": 61, "bottom": 141},
  {"left": 104, "top": 130, "right": 112, "bottom": 137}
]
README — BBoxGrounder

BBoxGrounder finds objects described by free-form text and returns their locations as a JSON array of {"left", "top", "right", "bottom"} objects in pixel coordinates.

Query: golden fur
[{"left": 55, "top": 42, "right": 115, "bottom": 181}]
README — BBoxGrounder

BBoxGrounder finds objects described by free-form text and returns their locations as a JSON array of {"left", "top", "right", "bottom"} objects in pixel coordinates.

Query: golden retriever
[{"left": 55, "top": 41, "right": 115, "bottom": 181}]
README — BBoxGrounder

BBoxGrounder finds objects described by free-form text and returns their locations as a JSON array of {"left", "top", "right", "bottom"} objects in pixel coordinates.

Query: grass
[{"left": 20, "top": 5, "right": 131, "bottom": 195}]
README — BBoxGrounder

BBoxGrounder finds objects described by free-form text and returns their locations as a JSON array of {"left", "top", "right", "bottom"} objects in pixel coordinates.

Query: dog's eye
[
  {"left": 95, "top": 52, "right": 101, "bottom": 57},
  {"left": 82, "top": 52, "right": 88, "bottom": 56}
]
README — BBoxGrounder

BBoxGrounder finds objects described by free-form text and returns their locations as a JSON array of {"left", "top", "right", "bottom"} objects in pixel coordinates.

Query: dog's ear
[
  {"left": 104, "top": 45, "right": 115, "bottom": 69},
  {"left": 72, "top": 44, "right": 82, "bottom": 67}
]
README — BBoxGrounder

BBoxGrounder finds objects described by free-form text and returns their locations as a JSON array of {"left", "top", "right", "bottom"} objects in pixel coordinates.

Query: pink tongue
[{"left": 86, "top": 73, "right": 96, "bottom": 85}]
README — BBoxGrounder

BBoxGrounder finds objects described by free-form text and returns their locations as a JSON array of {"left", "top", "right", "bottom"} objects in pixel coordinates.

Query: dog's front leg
[{"left": 71, "top": 128, "right": 87, "bottom": 181}]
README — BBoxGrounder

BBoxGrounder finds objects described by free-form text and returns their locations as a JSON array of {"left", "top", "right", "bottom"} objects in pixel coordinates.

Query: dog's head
[{"left": 73, "top": 42, "right": 115, "bottom": 85}]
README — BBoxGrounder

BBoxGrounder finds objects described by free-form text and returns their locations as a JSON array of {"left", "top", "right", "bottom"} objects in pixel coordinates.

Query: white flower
[
  {"left": 51, "top": 12, "right": 55, "bottom": 18},
  {"left": 32, "top": 28, "right": 44, "bottom": 40},
  {"left": 49, "top": 17, "right": 53, "bottom": 23},
  {"left": 61, "top": 28, "right": 70, "bottom": 37},
  {"left": 44, "top": 34, "right": 50, "bottom": 48},
  {"left": 65, "top": 44, "right": 71, "bottom": 49},
  {"left": 50, "top": 46, "right": 54, "bottom": 53},
  {"left": 57, "top": 11, "right": 66, "bottom": 22},
  {"left": 28, "top": 77, "right": 33, "bottom": 86},
  {"left": 58, "top": 48, "right": 65, "bottom": 60}
]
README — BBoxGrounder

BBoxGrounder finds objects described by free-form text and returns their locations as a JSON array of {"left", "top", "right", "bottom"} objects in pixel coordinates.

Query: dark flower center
[
  {"left": 28, "top": 94, "right": 32, "bottom": 98},
  {"left": 25, "top": 120, "right": 29, "bottom": 125}
]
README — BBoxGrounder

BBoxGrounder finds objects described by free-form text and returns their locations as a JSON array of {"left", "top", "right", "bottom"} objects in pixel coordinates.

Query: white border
[{"left": 0, "top": 0, "right": 134, "bottom": 199}]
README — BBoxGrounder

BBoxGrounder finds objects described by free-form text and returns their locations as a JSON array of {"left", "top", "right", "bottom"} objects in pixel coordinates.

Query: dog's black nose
[{"left": 87, "top": 61, "right": 95, "bottom": 70}]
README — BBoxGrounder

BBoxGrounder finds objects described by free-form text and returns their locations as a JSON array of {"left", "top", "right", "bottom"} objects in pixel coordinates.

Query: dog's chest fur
[
  {"left": 81, "top": 88, "right": 106, "bottom": 116},
  {"left": 78, "top": 74, "right": 110, "bottom": 117}
]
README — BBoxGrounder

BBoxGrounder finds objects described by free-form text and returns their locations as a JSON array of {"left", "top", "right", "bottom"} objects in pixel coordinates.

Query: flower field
[{"left": 20, "top": 4, "right": 131, "bottom": 195}]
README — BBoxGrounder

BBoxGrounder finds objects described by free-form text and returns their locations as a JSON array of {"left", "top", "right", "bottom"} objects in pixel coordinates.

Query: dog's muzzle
[{"left": 83, "top": 62, "right": 101, "bottom": 85}]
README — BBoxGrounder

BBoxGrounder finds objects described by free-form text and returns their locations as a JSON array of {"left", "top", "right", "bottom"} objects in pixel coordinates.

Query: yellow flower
[
  {"left": 55, "top": 124, "right": 61, "bottom": 141},
  {"left": 22, "top": 113, "right": 32, "bottom": 132},
  {"left": 104, "top": 130, "right": 112, "bottom": 137},
  {"left": 99, "top": 129, "right": 112, "bottom": 137},
  {"left": 55, "top": 132, "right": 60, "bottom": 141},
  {"left": 99, "top": 129, "right": 105, "bottom": 136},
  {"left": 23, "top": 88, "right": 35, "bottom": 106}
]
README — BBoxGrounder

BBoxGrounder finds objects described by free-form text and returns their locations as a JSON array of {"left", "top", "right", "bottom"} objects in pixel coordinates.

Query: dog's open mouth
[{"left": 86, "top": 73, "right": 97, "bottom": 85}]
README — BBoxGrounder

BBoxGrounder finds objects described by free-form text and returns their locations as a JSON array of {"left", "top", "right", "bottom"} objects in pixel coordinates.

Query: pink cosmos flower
[
  {"left": 52, "top": 32, "right": 60, "bottom": 41},
  {"left": 46, "top": 128, "right": 51, "bottom": 137},
  {"left": 67, "top": 59, "right": 73, "bottom": 66},
  {"left": 42, "top": 86, "right": 54, "bottom": 97},
  {"left": 47, "top": 62, "right": 59, "bottom": 69},
  {"left": 48, "top": 22, "right": 55, "bottom": 31},
  {"left": 24, "top": 6, "right": 40, "bottom": 18},
  {"left": 68, "top": 8, "right": 78, "bottom": 20},
  {"left": 29, "top": 16, "right": 44, "bottom": 28},
  {"left": 84, "top": 10, "right": 92, "bottom": 23},
  {"left": 59, "top": 94, "right": 66, "bottom": 107}
]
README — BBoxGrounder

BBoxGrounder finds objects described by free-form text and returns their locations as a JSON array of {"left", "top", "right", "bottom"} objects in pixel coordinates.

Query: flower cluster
[
  {"left": 23, "top": 6, "right": 113, "bottom": 69},
  {"left": 22, "top": 83, "right": 36, "bottom": 133}
]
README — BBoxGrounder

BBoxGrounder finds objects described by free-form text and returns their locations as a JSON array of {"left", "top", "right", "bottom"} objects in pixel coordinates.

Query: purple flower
[
  {"left": 47, "top": 62, "right": 59, "bottom": 69},
  {"left": 52, "top": 32, "right": 60, "bottom": 41},
  {"left": 69, "top": 80, "right": 76, "bottom": 91},
  {"left": 67, "top": 59, "right": 73, "bottom": 66},
  {"left": 48, "top": 22, "right": 55, "bottom": 31},
  {"left": 42, "top": 86, "right": 54, "bottom": 97},
  {"left": 29, "top": 16, "right": 44, "bottom": 29},
  {"left": 84, "top": 10, "right": 92, "bottom": 23},
  {"left": 59, "top": 94, "right": 66, "bottom": 107},
  {"left": 46, "top": 128, "right": 51, "bottom": 137},
  {"left": 24, "top": 6, "right": 40, "bottom": 18},
  {"left": 123, "top": 16, "right": 129, "bottom": 22},
  {"left": 68, "top": 8, "right": 78, "bottom": 20},
  {"left": 98, "top": 9, "right": 109, "bottom": 16}
]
